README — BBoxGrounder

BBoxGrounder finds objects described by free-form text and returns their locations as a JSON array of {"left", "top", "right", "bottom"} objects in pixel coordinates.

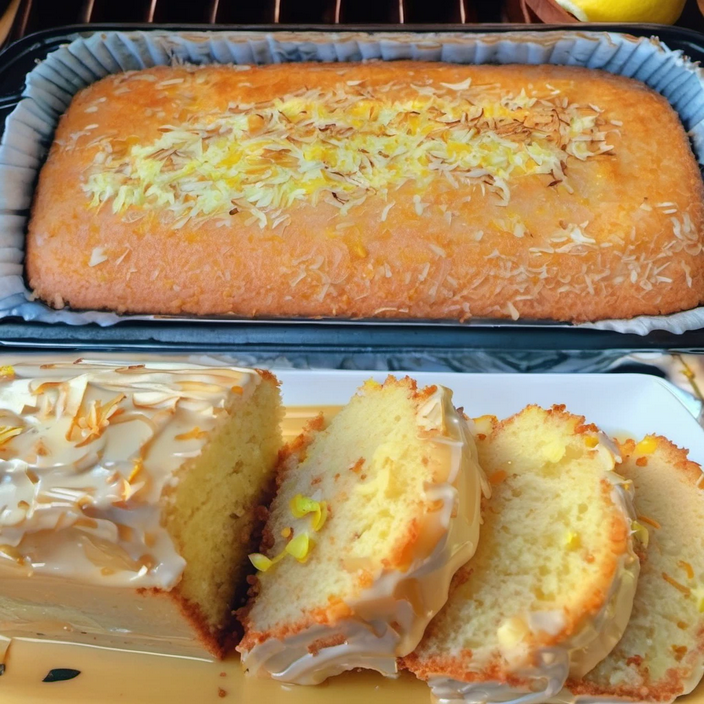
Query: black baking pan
[{"left": 2, "top": 23, "right": 704, "bottom": 365}]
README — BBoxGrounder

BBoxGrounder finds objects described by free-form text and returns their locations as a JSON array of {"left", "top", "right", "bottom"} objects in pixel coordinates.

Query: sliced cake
[
  {"left": 237, "top": 376, "right": 488, "bottom": 684},
  {"left": 0, "top": 360, "right": 282, "bottom": 658},
  {"left": 562, "top": 436, "right": 704, "bottom": 702},
  {"left": 403, "top": 405, "right": 640, "bottom": 703}
]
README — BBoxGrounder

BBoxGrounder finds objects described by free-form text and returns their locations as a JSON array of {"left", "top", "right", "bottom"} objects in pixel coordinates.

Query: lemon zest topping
[
  {"left": 82, "top": 86, "right": 612, "bottom": 229},
  {"left": 630, "top": 520, "right": 649, "bottom": 548},
  {"left": 290, "top": 494, "right": 328, "bottom": 532},
  {"left": 565, "top": 531, "right": 582, "bottom": 549},
  {"left": 690, "top": 585, "right": 704, "bottom": 613},
  {"left": 249, "top": 552, "right": 279, "bottom": 572},
  {"left": 311, "top": 502, "right": 328, "bottom": 532},
  {"left": 285, "top": 533, "right": 313, "bottom": 562},
  {"left": 128, "top": 458, "right": 143, "bottom": 484},
  {"left": 634, "top": 437, "right": 658, "bottom": 456},
  {"left": 0, "top": 365, "right": 15, "bottom": 378},
  {"left": 584, "top": 436, "right": 599, "bottom": 448},
  {"left": 290, "top": 494, "right": 320, "bottom": 518}
]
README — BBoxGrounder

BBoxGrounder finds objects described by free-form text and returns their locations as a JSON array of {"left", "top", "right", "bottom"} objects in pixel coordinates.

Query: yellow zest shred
[
  {"left": 128, "top": 458, "right": 143, "bottom": 483},
  {"left": 290, "top": 494, "right": 328, "bottom": 532},
  {"left": 249, "top": 553, "right": 276, "bottom": 572},
  {"left": 564, "top": 531, "right": 581, "bottom": 550},
  {"left": 584, "top": 436, "right": 599, "bottom": 449},
  {"left": 250, "top": 495, "right": 327, "bottom": 572},
  {"left": 0, "top": 365, "right": 15, "bottom": 378},
  {"left": 285, "top": 533, "right": 313, "bottom": 562},
  {"left": 290, "top": 494, "right": 320, "bottom": 518},
  {"left": 0, "top": 425, "right": 23, "bottom": 448},
  {"left": 690, "top": 585, "right": 704, "bottom": 613},
  {"left": 83, "top": 85, "right": 612, "bottom": 229},
  {"left": 634, "top": 437, "right": 658, "bottom": 456},
  {"left": 311, "top": 502, "right": 328, "bottom": 532},
  {"left": 630, "top": 521, "right": 649, "bottom": 548}
]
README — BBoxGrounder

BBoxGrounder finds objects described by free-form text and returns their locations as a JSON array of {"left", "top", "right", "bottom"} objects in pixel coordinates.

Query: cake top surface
[
  {"left": 80, "top": 64, "right": 615, "bottom": 232},
  {"left": 0, "top": 360, "right": 260, "bottom": 589}
]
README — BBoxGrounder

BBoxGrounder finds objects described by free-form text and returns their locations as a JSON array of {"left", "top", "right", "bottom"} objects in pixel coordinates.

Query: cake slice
[
  {"left": 0, "top": 360, "right": 282, "bottom": 658},
  {"left": 562, "top": 436, "right": 704, "bottom": 702},
  {"left": 237, "top": 376, "right": 488, "bottom": 684},
  {"left": 403, "top": 405, "right": 640, "bottom": 703}
]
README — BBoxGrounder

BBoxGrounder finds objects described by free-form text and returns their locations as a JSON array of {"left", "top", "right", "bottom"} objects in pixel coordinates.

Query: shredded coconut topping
[{"left": 81, "top": 81, "right": 613, "bottom": 229}]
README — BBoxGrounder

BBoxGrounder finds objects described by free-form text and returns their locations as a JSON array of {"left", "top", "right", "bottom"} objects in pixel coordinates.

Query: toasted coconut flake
[{"left": 83, "top": 83, "right": 611, "bottom": 227}]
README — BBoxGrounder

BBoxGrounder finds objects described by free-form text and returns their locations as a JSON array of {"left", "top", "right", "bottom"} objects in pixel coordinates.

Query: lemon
[{"left": 555, "top": 0, "right": 686, "bottom": 24}]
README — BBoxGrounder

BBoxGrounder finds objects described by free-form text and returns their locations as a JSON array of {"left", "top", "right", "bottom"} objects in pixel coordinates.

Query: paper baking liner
[{"left": 1, "top": 28, "right": 704, "bottom": 334}]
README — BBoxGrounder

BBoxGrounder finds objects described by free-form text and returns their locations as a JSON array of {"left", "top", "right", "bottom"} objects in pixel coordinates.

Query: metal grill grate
[
  {"left": 8, "top": 0, "right": 704, "bottom": 44},
  {"left": 9, "top": 0, "right": 505, "bottom": 40}
]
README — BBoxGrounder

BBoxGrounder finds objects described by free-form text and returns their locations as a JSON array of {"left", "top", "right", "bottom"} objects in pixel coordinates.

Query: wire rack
[
  {"left": 8, "top": 0, "right": 507, "bottom": 38},
  {"left": 7, "top": 0, "right": 704, "bottom": 45}
]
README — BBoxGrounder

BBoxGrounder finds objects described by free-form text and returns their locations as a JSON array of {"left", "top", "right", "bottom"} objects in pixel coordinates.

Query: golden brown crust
[{"left": 26, "top": 62, "right": 704, "bottom": 323}]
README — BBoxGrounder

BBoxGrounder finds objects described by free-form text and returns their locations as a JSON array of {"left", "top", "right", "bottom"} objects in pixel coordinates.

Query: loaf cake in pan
[
  {"left": 0, "top": 361, "right": 282, "bottom": 658},
  {"left": 25, "top": 62, "right": 704, "bottom": 322}
]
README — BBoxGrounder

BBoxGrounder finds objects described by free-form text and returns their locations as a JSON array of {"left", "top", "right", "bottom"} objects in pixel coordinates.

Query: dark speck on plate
[{"left": 43, "top": 668, "right": 81, "bottom": 683}]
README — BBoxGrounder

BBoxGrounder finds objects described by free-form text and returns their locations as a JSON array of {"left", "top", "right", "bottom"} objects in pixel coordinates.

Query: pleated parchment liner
[{"left": 1, "top": 29, "right": 704, "bottom": 334}]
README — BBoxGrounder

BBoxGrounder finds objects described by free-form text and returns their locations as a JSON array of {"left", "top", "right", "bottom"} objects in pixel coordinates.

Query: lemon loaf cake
[
  {"left": 561, "top": 436, "right": 704, "bottom": 703},
  {"left": 237, "top": 377, "right": 488, "bottom": 684},
  {"left": 26, "top": 62, "right": 704, "bottom": 323},
  {"left": 0, "top": 360, "right": 282, "bottom": 658},
  {"left": 403, "top": 405, "right": 640, "bottom": 703}
]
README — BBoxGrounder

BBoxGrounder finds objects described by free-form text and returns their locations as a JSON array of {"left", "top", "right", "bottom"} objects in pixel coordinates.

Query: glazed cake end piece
[{"left": 0, "top": 361, "right": 282, "bottom": 658}]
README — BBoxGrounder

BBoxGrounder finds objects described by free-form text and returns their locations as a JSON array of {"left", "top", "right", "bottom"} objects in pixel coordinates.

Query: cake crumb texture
[
  {"left": 567, "top": 436, "right": 704, "bottom": 702},
  {"left": 404, "top": 404, "right": 637, "bottom": 692}
]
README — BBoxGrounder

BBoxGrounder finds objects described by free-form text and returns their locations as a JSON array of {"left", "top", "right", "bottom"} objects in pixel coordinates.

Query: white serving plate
[{"left": 2, "top": 370, "right": 703, "bottom": 704}]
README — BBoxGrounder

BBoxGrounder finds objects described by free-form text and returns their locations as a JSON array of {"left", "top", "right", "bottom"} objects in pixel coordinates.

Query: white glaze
[{"left": 0, "top": 360, "right": 259, "bottom": 589}]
